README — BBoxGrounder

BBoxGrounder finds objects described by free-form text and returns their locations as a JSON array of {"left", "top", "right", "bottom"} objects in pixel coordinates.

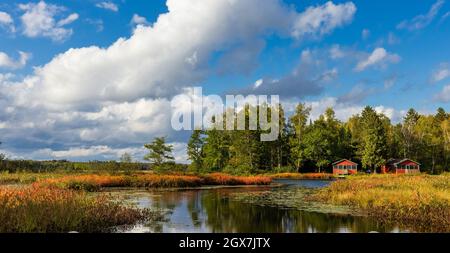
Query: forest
[{"left": 186, "top": 104, "right": 450, "bottom": 174}]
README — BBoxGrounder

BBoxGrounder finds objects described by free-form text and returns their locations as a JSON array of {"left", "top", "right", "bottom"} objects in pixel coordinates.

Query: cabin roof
[
  {"left": 332, "top": 159, "right": 358, "bottom": 165},
  {"left": 386, "top": 158, "right": 421, "bottom": 166}
]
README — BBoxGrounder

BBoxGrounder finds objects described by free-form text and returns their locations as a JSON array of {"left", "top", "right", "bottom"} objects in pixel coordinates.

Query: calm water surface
[{"left": 111, "top": 180, "right": 408, "bottom": 233}]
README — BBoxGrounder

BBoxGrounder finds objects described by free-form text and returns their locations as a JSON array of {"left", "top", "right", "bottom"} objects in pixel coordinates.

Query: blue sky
[{"left": 0, "top": 0, "right": 449, "bottom": 162}]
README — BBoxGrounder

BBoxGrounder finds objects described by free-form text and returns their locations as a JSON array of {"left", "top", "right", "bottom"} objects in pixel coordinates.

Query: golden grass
[
  {"left": 268, "top": 172, "right": 334, "bottom": 180},
  {"left": 34, "top": 173, "right": 272, "bottom": 191},
  {"left": 312, "top": 174, "right": 450, "bottom": 232},
  {"left": 0, "top": 185, "right": 155, "bottom": 232}
]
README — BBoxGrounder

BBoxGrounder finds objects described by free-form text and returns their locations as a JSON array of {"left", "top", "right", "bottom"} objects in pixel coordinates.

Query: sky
[{"left": 0, "top": 0, "right": 449, "bottom": 163}]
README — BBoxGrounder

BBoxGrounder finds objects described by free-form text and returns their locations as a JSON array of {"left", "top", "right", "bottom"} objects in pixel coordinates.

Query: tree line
[
  {"left": 1, "top": 105, "right": 448, "bottom": 174},
  {"left": 184, "top": 104, "right": 449, "bottom": 174}
]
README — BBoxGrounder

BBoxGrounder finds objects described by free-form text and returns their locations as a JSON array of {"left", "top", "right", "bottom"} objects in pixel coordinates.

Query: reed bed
[
  {"left": 312, "top": 174, "right": 450, "bottom": 232},
  {"left": 0, "top": 185, "right": 157, "bottom": 233},
  {"left": 269, "top": 172, "right": 334, "bottom": 180},
  {"left": 35, "top": 173, "right": 272, "bottom": 191}
]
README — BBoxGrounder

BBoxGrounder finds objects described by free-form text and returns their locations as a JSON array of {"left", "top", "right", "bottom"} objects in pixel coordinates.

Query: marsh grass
[
  {"left": 0, "top": 185, "right": 159, "bottom": 233},
  {"left": 34, "top": 173, "right": 272, "bottom": 191},
  {"left": 268, "top": 173, "right": 334, "bottom": 180},
  {"left": 0, "top": 172, "right": 57, "bottom": 185},
  {"left": 312, "top": 174, "right": 450, "bottom": 232}
]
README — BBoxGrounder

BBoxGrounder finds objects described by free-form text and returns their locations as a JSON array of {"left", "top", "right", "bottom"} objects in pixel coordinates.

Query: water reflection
[{"left": 114, "top": 180, "right": 405, "bottom": 233}]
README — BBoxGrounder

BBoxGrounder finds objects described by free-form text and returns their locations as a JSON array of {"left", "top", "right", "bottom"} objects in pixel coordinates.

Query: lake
[{"left": 110, "top": 179, "right": 409, "bottom": 233}]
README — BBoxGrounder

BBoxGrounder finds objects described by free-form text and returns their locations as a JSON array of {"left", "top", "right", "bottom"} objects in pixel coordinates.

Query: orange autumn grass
[
  {"left": 0, "top": 185, "right": 156, "bottom": 232},
  {"left": 35, "top": 173, "right": 272, "bottom": 191}
]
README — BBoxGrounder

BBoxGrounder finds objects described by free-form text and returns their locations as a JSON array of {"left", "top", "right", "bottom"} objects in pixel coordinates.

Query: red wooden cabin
[
  {"left": 332, "top": 159, "right": 358, "bottom": 175},
  {"left": 381, "top": 159, "right": 420, "bottom": 174}
]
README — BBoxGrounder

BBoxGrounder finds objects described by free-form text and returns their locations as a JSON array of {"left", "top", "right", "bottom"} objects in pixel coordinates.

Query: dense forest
[{"left": 187, "top": 104, "right": 450, "bottom": 174}]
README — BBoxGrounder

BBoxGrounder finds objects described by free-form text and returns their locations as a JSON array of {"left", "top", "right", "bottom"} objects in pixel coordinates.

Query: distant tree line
[
  {"left": 186, "top": 104, "right": 449, "bottom": 174},
  {"left": 0, "top": 160, "right": 154, "bottom": 173}
]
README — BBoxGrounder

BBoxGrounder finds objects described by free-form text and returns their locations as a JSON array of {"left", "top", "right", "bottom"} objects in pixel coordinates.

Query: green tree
[
  {"left": 119, "top": 152, "right": 133, "bottom": 163},
  {"left": 288, "top": 103, "right": 311, "bottom": 170},
  {"left": 359, "top": 106, "right": 388, "bottom": 172},
  {"left": 187, "top": 130, "right": 205, "bottom": 172},
  {"left": 402, "top": 108, "right": 420, "bottom": 158},
  {"left": 227, "top": 104, "right": 261, "bottom": 172},
  {"left": 203, "top": 128, "right": 230, "bottom": 171},
  {"left": 144, "top": 137, "right": 174, "bottom": 167}
]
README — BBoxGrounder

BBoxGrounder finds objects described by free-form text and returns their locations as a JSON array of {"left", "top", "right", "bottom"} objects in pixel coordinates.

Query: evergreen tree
[
  {"left": 402, "top": 108, "right": 420, "bottom": 158},
  {"left": 144, "top": 137, "right": 174, "bottom": 167},
  {"left": 360, "top": 106, "right": 387, "bottom": 172},
  {"left": 187, "top": 130, "right": 205, "bottom": 172}
]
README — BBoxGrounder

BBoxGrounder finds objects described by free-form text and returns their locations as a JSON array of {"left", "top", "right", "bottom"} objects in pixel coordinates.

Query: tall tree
[
  {"left": 203, "top": 128, "right": 230, "bottom": 171},
  {"left": 144, "top": 137, "right": 174, "bottom": 167},
  {"left": 187, "top": 130, "right": 205, "bottom": 172},
  {"left": 360, "top": 106, "right": 387, "bottom": 172},
  {"left": 288, "top": 103, "right": 311, "bottom": 171},
  {"left": 303, "top": 116, "right": 333, "bottom": 172},
  {"left": 402, "top": 108, "right": 420, "bottom": 158}
]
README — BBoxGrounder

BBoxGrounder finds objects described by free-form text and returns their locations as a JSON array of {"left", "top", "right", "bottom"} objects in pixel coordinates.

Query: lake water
[{"left": 111, "top": 179, "right": 408, "bottom": 233}]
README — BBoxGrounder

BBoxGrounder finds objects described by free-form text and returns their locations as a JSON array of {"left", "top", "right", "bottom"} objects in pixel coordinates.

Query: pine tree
[
  {"left": 144, "top": 137, "right": 174, "bottom": 167},
  {"left": 402, "top": 108, "right": 420, "bottom": 158},
  {"left": 187, "top": 130, "right": 205, "bottom": 172},
  {"left": 360, "top": 106, "right": 387, "bottom": 172}
]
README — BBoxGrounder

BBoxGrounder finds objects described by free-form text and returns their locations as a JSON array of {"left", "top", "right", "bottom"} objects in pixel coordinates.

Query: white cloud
[
  {"left": 57, "top": 13, "right": 79, "bottom": 27},
  {"left": 96, "top": 2, "right": 119, "bottom": 12},
  {"left": 292, "top": 1, "right": 356, "bottom": 39},
  {"left": 12, "top": 0, "right": 357, "bottom": 109},
  {"left": 0, "top": 51, "right": 31, "bottom": 69},
  {"left": 435, "top": 84, "right": 450, "bottom": 102},
  {"left": 131, "top": 14, "right": 149, "bottom": 26},
  {"left": 253, "top": 79, "right": 263, "bottom": 89},
  {"left": 0, "top": 11, "right": 15, "bottom": 33},
  {"left": 431, "top": 63, "right": 450, "bottom": 82},
  {"left": 329, "top": 44, "right": 345, "bottom": 59},
  {"left": 355, "top": 47, "right": 400, "bottom": 72},
  {"left": 305, "top": 97, "right": 404, "bottom": 123},
  {"left": 0, "top": 0, "right": 358, "bottom": 162},
  {"left": 318, "top": 68, "right": 338, "bottom": 82},
  {"left": 19, "top": 1, "right": 78, "bottom": 42},
  {"left": 397, "top": 0, "right": 444, "bottom": 31}
]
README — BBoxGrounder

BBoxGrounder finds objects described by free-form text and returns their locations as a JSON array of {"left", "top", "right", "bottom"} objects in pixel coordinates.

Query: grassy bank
[
  {"left": 0, "top": 185, "right": 160, "bottom": 232},
  {"left": 312, "top": 174, "right": 450, "bottom": 232},
  {"left": 34, "top": 173, "right": 272, "bottom": 191},
  {"left": 268, "top": 172, "right": 334, "bottom": 180}
]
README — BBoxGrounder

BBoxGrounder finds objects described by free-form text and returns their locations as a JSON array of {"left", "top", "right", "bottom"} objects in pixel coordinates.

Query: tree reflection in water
[{"left": 119, "top": 182, "right": 402, "bottom": 233}]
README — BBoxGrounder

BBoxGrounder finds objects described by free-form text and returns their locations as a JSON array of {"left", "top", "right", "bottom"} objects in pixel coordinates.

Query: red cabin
[
  {"left": 382, "top": 159, "right": 421, "bottom": 174},
  {"left": 332, "top": 159, "right": 358, "bottom": 175}
]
